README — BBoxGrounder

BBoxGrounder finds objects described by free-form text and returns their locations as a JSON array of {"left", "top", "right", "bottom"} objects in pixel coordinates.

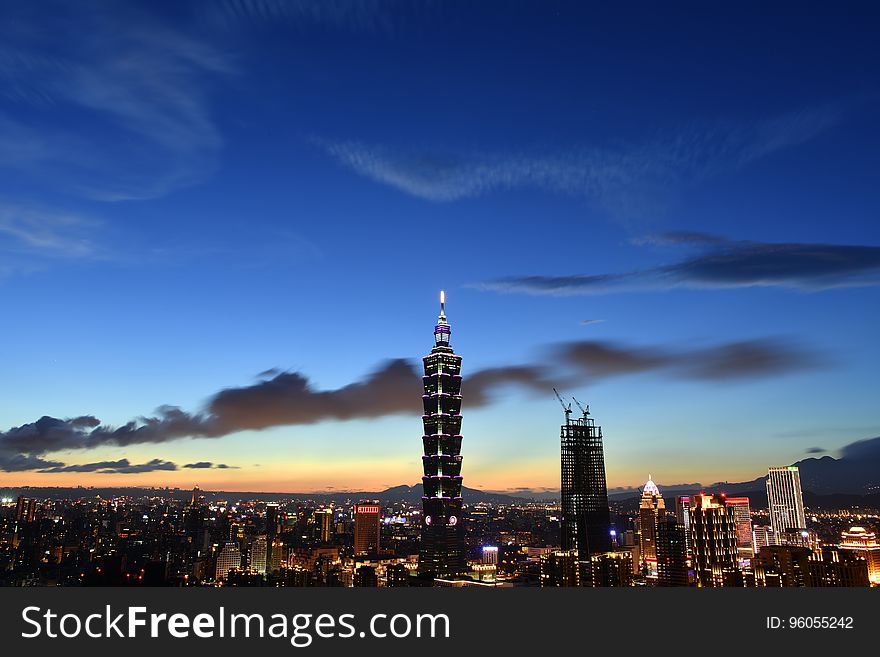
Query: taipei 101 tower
[{"left": 418, "top": 291, "right": 466, "bottom": 578}]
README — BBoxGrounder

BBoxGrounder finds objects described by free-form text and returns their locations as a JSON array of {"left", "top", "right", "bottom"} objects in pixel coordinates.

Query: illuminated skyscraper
[
  {"left": 316, "top": 509, "right": 334, "bottom": 543},
  {"left": 250, "top": 535, "right": 267, "bottom": 574},
  {"left": 559, "top": 402, "right": 611, "bottom": 557},
  {"left": 637, "top": 475, "right": 664, "bottom": 574},
  {"left": 215, "top": 541, "right": 242, "bottom": 581},
  {"left": 766, "top": 466, "right": 806, "bottom": 537},
  {"left": 724, "top": 496, "right": 754, "bottom": 558},
  {"left": 689, "top": 493, "right": 739, "bottom": 587},
  {"left": 354, "top": 503, "right": 381, "bottom": 555},
  {"left": 15, "top": 496, "right": 37, "bottom": 523},
  {"left": 419, "top": 291, "right": 466, "bottom": 577},
  {"left": 655, "top": 513, "right": 689, "bottom": 586},
  {"left": 265, "top": 503, "right": 280, "bottom": 573},
  {"left": 675, "top": 495, "right": 692, "bottom": 557}
]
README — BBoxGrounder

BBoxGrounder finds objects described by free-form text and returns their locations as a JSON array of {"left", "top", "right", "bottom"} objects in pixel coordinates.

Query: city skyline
[{"left": 1, "top": 2, "right": 879, "bottom": 494}]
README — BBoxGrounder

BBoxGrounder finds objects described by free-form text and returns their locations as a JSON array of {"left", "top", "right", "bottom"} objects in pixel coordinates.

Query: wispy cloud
[
  {"left": 0, "top": 4, "right": 233, "bottom": 201},
  {"left": 0, "top": 202, "right": 101, "bottom": 260},
  {"left": 316, "top": 103, "right": 847, "bottom": 217},
  {"left": 202, "top": 0, "right": 404, "bottom": 33},
  {"left": 474, "top": 234, "right": 880, "bottom": 295},
  {"left": 0, "top": 336, "right": 822, "bottom": 471}
]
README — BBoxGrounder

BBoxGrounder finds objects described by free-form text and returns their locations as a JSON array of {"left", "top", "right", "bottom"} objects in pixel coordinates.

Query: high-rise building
[
  {"left": 753, "top": 525, "right": 776, "bottom": 551},
  {"left": 540, "top": 550, "right": 581, "bottom": 587},
  {"left": 354, "top": 565, "right": 378, "bottom": 587},
  {"left": 724, "top": 497, "right": 754, "bottom": 558},
  {"left": 807, "top": 548, "right": 870, "bottom": 587},
  {"left": 753, "top": 545, "right": 812, "bottom": 587},
  {"left": 655, "top": 513, "right": 689, "bottom": 586},
  {"left": 560, "top": 403, "right": 611, "bottom": 557},
  {"left": 583, "top": 551, "right": 633, "bottom": 587},
  {"left": 265, "top": 503, "right": 280, "bottom": 573},
  {"left": 215, "top": 541, "right": 242, "bottom": 581},
  {"left": 418, "top": 291, "right": 466, "bottom": 578},
  {"left": 385, "top": 563, "right": 411, "bottom": 587},
  {"left": 354, "top": 504, "right": 381, "bottom": 555},
  {"left": 316, "top": 509, "right": 334, "bottom": 543},
  {"left": 250, "top": 535, "right": 268, "bottom": 574},
  {"left": 839, "top": 526, "right": 880, "bottom": 585},
  {"left": 15, "top": 496, "right": 37, "bottom": 523},
  {"left": 766, "top": 466, "right": 806, "bottom": 537},
  {"left": 482, "top": 546, "right": 499, "bottom": 565},
  {"left": 637, "top": 475, "right": 665, "bottom": 574},
  {"left": 689, "top": 493, "right": 739, "bottom": 587},
  {"left": 675, "top": 495, "right": 692, "bottom": 556}
]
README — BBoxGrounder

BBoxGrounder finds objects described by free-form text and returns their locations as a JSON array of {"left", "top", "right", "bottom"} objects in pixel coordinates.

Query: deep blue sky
[{"left": 1, "top": 1, "right": 878, "bottom": 492}]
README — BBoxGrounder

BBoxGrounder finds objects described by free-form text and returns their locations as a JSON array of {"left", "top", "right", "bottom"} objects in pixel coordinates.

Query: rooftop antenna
[
  {"left": 553, "top": 388, "right": 572, "bottom": 423},
  {"left": 439, "top": 290, "right": 445, "bottom": 317},
  {"left": 571, "top": 396, "right": 590, "bottom": 419}
]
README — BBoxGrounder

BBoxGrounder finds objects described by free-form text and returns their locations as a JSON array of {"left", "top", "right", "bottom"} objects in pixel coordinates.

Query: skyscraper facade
[
  {"left": 655, "top": 513, "right": 689, "bottom": 586},
  {"left": 265, "top": 503, "right": 279, "bottom": 574},
  {"left": 689, "top": 494, "right": 739, "bottom": 587},
  {"left": 419, "top": 292, "right": 466, "bottom": 578},
  {"left": 766, "top": 466, "right": 807, "bottom": 537},
  {"left": 724, "top": 496, "right": 754, "bottom": 558},
  {"left": 215, "top": 541, "right": 242, "bottom": 581},
  {"left": 560, "top": 405, "right": 611, "bottom": 557},
  {"left": 637, "top": 475, "right": 664, "bottom": 574},
  {"left": 354, "top": 503, "right": 381, "bottom": 555}
]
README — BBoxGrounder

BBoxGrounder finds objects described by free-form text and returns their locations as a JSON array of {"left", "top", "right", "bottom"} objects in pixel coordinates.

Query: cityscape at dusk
[{"left": 1, "top": 2, "right": 879, "bottom": 589}]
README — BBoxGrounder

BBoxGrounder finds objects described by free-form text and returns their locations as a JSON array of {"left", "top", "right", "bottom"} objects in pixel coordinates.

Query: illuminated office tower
[
  {"left": 316, "top": 509, "right": 334, "bottom": 543},
  {"left": 419, "top": 291, "right": 466, "bottom": 578},
  {"left": 14, "top": 496, "right": 37, "bottom": 523},
  {"left": 215, "top": 541, "right": 242, "bottom": 581},
  {"left": 560, "top": 402, "right": 612, "bottom": 557},
  {"left": 482, "top": 546, "right": 499, "bottom": 565},
  {"left": 675, "top": 495, "right": 692, "bottom": 556},
  {"left": 807, "top": 548, "right": 870, "bottom": 587},
  {"left": 584, "top": 551, "right": 634, "bottom": 587},
  {"left": 656, "top": 514, "right": 689, "bottom": 586},
  {"left": 265, "top": 503, "right": 280, "bottom": 573},
  {"left": 753, "top": 545, "right": 811, "bottom": 587},
  {"left": 540, "top": 550, "right": 581, "bottom": 587},
  {"left": 250, "top": 535, "right": 267, "bottom": 574},
  {"left": 724, "top": 497, "right": 754, "bottom": 558},
  {"left": 753, "top": 525, "right": 776, "bottom": 552},
  {"left": 689, "top": 494, "right": 739, "bottom": 587},
  {"left": 354, "top": 503, "right": 381, "bottom": 555},
  {"left": 766, "top": 466, "right": 806, "bottom": 537},
  {"left": 840, "top": 526, "right": 880, "bottom": 585},
  {"left": 637, "top": 476, "right": 665, "bottom": 573}
]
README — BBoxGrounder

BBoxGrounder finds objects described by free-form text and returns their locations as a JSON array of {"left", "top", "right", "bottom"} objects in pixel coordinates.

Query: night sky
[{"left": 1, "top": 1, "right": 879, "bottom": 493}]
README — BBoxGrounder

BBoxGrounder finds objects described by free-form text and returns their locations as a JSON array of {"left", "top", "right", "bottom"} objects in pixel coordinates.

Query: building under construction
[{"left": 556, "top": 391, "right": 612, "bottom": 557}]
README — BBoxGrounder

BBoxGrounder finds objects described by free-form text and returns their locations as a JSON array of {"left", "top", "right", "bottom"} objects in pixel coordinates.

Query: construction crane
[
  {"left": 571, "top": 396, "right": 590, "bottom": 419},
  {"left": 553, "top": 388, "right": 572, "bottom": 423}
]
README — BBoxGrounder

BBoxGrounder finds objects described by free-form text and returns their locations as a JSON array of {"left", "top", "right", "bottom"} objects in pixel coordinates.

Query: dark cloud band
[{"left": 0, "top": 337, "right": 823, "bottom": 472}]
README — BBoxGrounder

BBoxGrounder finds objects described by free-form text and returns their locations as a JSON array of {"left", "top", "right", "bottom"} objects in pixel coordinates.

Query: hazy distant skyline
[{"left": 1, "top": 1, "right": 879, "bottom": 492}]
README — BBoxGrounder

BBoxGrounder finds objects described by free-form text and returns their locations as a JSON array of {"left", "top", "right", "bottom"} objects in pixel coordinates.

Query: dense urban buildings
[
  {"left": 0, "top": 299, "right": 876, "bottom": 589},
  {"left": 418, "top": 292, "right": 466, "bottom": 578}
]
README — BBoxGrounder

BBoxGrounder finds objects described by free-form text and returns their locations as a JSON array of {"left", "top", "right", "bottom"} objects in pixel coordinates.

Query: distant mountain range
[
  {"left": 0, "top": 484, "right": 530, "bottom": 506},
  {"left": 4, "top": 437, "right": 877, "bottom": 507}
]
